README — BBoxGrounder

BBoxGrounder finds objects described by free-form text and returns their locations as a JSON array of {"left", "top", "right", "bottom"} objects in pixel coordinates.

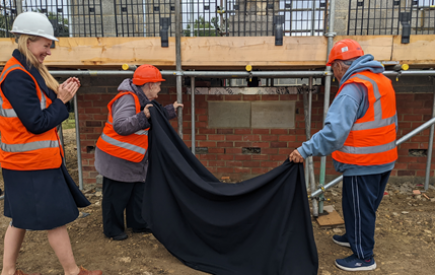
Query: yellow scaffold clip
[{"left": 246, "top": 65, "right": 253, "bottom": 82}]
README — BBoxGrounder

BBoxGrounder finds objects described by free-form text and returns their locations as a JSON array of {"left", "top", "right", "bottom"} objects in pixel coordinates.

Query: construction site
[{"left": 0, "top": 0, "right": 435, "bottom": 274}]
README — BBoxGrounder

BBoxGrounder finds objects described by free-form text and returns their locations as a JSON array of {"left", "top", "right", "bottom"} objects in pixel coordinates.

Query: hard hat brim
[
  {"left": 11, "top": 31, "right": 59, "bottom": 42},
  {"left": 132, "top": 78, "right": 166, "bottom": 86}
]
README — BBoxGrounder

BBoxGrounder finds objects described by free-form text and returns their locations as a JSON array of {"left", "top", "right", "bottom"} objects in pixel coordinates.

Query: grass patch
[{"left": 62, "top": 112, "right": 76, "bottom": 130}]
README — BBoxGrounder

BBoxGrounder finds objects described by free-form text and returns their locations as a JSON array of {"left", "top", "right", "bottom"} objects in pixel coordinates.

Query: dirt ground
[{"left": 0, "top": 128, "right": 434, "bottom": 275}]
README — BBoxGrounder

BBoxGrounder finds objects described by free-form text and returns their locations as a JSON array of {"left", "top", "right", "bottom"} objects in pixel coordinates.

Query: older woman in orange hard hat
[{"left": 95, "top": 64, "right": 183, "bottom": 241}]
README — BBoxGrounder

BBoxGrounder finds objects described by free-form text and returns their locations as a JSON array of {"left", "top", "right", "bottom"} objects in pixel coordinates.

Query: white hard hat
[{"left": 11, "top": 12, "right": 58, "bottom": 41}]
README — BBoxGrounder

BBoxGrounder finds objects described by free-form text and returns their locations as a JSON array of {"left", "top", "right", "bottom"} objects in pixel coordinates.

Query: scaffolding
[{"left": 0, "top": 0, "right": 434, "bottom": 219}]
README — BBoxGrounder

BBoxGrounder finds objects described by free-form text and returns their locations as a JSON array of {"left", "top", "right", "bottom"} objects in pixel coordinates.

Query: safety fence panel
[{"left": 348, "top": 0, "right": 435, "bottom": 35}]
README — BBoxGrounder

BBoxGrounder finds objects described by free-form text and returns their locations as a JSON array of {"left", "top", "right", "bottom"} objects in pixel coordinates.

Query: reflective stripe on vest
[
  {"left": 1, "top": 140, "right": 59, "bottom": 153},
  {"left": 337, "top": 73, "right": 397, "bottom": 155},
  {"left": 100, "top": 133, "right": 146, "bottom": 155}
]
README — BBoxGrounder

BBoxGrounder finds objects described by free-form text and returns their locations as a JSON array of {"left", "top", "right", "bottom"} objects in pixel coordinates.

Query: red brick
[
  {"left": 217, "top": 129, "right": 234, "bottom": 134},
  {"left": 208, "top": 135, "right": 225, "bottom": 141},
  {"left": 85, "top": 108, "right": 101, "bottom": 114},
  {"left": 261, "top": 161, "right": 279, "bottom": 168},
  {"left": 252, "top": 155, "right": 269, "bottom": 160},
  {"left": 217, "top": 155, "right": 234, "bottom": 160},
  {"left": 243, "top": 161, "right": 260, "bottom": 167},
  {"left": 253, "top": 129, "right": 270, "bottom": 134},
  {"left": 262, "top": 95, "right": 279, "bottom": 100},
  {"left": 235, "top": 142, "right": 252, "bottom": 147},
  {"left": 195, "top": 108, "right": 207, "bottom": 115},
  {"left": 208, "top": 148, "right": 225, "bottom": 154},
  {"left": 84, "top": 94, "right": 102, "bottom": 101},
  {"left": 199, "top": 129, "right": 216, "bottom": 134},
  {"left": 278, "top": 148, "right": 292, "bottom": 154},
  {"left": 198, "top": 115, "right": 208, "bottom": 122},
  {"left": 261, "top": 148, "right": 278, "bottom": 154},
  {"left": 196, "top": 135, "right": 207, "bottom": 140},
  {"left": 394, "top": 163, "right": 408, "bottom": 169},
  {"left": 94, "top": 114, "right": 108, "bottom": 120},
  {"left": 225, "top": 148, "right": 242, "bottom": 154},
  {"left": 200, "top": 154, "right": 217, "bottom": 160},
  {"left": 217, "top": 142, "right": 233, "bottom": 147},
  {"left": 83, "top": 166, "right": 96, "bottom": 172},
  {"left": 270, "top": 155, "right": 287, "bottom": 161},
  {"left": 251, "top": 142, "right": 270, "bottom": 148},
  {"left": 278, "top": 135, "right": 296, "bottom": 142},
  {"left": 227, "top": 161, "right": 243, "bottom": 166},
  {"left": 243, "top": 135, "right": 260, "bottom": 141},
  {"left": 207, "top": 95, "right": 224, "bottom": 101},
  {"left": 408, "top": 163, "right": 427, "bottom": 170},
  {"left": 243, "top": 95, "right": 261, "bottom": 101},
  {"left": 403, "top": 115, "right": 423, "bottom": 121},
  {"left": 261, "top": 135, "right": 278, "bottom": 141},
  {"left": 271, "top": 142, "right": 287, "bottom": 148},
  {"left": 217, "top": 167, "right": 234, "bottom": 173},
  {"left": 235, "top": 155, "right": 252, "bottom": 160},
  {"left": 234, "top": 167, "right": 251, "bottom": 173},
  {"left": 271, "top": 129, "right": 288, "bottom": 135},
  {"left": 199, "top": 142, "right": 216, "bottom": 147},
  {"left": 398, "top": 170, "right": 416, "bottom": 176},
  {"left": 208, "top": 161, "right": 225, "bottom": 166},
  {"left": 224, "top": 95, "right": 242, "bottom": 100},
  {"left": 279, "top": 94, "right": 298, "bottom": 100},
  {"left": 252, "top": 168, "right": 270, "bottom": 174},
  {"left": 235, "top": 129, "right": 251, "bottom": 135},
  {"left": 226, "top": 135, "right": 243, "bottom": 141}
]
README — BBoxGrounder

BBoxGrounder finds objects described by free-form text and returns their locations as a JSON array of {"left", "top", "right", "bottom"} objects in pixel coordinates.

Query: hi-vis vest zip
[
  {"left": 96, "top": 91, "right": 149, "bottom": 163},
  {"left": 0, "top": 57, "right": 63, "bottom": 171},
  {"left": 332, "top": 71, "right": 398, "bottom": 166}
]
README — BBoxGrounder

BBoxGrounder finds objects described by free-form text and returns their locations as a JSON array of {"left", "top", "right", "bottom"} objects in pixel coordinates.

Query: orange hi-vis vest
[
  {"left": 332, "top": 71, "right": 398, "bottom": 166},
  {"left": 0, "top": 57, "right": 63, "bottom": 170},
  {"left": 96, "top": 91, "right": 149, "bottom": 163}
]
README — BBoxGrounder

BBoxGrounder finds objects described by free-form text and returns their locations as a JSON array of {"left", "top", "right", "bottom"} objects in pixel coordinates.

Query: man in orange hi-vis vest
[
  {"left": 289, "top": 39, "right": 398, "bottom": 272},
  {"left": 95, "top": 65, "right": 183, "bottom": 241}
]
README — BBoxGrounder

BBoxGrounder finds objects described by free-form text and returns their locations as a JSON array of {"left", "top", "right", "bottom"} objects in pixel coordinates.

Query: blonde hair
[{"left": 17, "top": 35, "right": 59, "bottom": 93}]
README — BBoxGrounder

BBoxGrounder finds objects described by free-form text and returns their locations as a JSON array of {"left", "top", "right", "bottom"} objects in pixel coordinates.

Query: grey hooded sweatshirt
[{"left": 94, "top": 78, "right": 176, "bottom": 182}]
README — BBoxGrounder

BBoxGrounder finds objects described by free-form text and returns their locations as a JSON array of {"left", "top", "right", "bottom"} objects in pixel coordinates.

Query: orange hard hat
[
  {"left": 326, "top": 39, "right": 364, "bottom": 66},
  {"left": 132, "top": 64, "right": 165, "bottom": 86}
]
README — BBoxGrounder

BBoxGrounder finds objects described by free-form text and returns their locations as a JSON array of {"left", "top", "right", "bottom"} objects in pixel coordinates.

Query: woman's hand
[
  {"left": 173, "top": 101, "right": 184, "bottom": 109},
  {"left": 57, "top": 78, "right": 80, "bottom": 104},
  {"left": 143, "top": 104, "right": 153, "bottom": 119}
]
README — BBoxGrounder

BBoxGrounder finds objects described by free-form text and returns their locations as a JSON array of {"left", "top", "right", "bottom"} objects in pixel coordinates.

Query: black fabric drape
[{"left": 143, "top": 101, "right": 318, "bottom": 275}]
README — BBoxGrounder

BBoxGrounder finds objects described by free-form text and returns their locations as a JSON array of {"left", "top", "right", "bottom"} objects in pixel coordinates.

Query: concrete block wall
[{"left": 76, "top": 76, "right": 435, "bottom": 186}]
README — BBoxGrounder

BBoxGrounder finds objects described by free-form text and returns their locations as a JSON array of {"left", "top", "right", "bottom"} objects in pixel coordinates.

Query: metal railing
[
  {"left": 115, "top": 0, "right": 328, "bottom": 37},
  {"left": 348, "top": 0, "right": 435, "bottom": 35},
  {"left": 0, "top": 0, "right": 105, "bottom": 37},
  {"left": 1, "top": 0, "right": 327, "bottom": 38}
]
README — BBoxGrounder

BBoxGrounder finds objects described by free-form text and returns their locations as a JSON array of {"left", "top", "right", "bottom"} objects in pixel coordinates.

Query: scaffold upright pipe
[
  {"left": 425, "top": 78, "right": 435, "bottom": 191},
  {"left": 175, "top": 0, "right": 183, "bottom": 138},
  {"left": 311, "top": 116, "right": 435, "bottom": 198},
  {"left": 74, "top": 94, "right": 84, "bottom": 191},
  {"left": 191, "top": 76, "right": 196, "bottom": 154}
]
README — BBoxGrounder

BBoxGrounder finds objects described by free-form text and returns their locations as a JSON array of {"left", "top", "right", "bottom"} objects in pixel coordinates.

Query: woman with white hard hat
[{"left": 0, "top": 12, "right": 102, "bottom": 275}]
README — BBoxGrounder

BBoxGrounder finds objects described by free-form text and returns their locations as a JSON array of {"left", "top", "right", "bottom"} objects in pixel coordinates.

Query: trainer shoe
[
  {"left": 332, "top": 234, "right": 351, "bottom": 248},
  {"left": 335, "top": 254, "right": 376, "bottom": 271}
]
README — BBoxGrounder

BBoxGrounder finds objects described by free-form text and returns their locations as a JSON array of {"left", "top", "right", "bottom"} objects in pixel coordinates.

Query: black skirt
[{"left": 3, "top": 163, "right": 90, "bottom": 230}]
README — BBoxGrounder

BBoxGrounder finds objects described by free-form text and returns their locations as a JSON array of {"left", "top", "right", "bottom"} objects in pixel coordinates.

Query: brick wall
[{"left": 77, "top": 85, "right": 435, "bottom": 186}]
